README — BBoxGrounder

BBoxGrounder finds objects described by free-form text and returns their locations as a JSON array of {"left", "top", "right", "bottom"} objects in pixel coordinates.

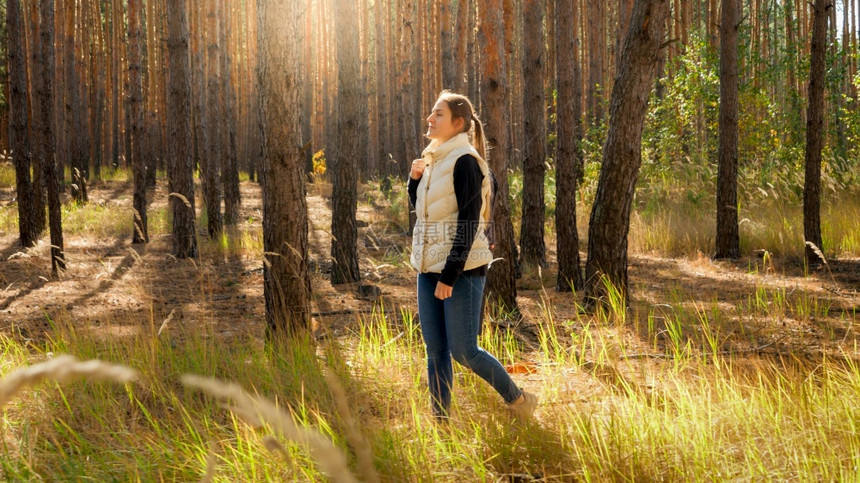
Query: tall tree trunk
[
  {"left": 302, "top": 2, "right": 314, "bottom": 175},
  {"left": 583, "top": 0, "right": 669, "bottom": 309},
  {"left": 192, "top": 2, "right": 207, "bottom": 187},
  {"left": 502, "top": 0, "right": 522, "bottom": 169},
  {"left": 91, "top": 0, "right": 104, "bottom": 182},
  {"left": 519, "top": 0, "right": 547, "bottom": 270},
  {"left": 204, "top": 0, "right": 224, "bottom": 237},
  {"left": 399, "top": 0, "right": 418, "bottom": 177},
  {"left": 129, "top": 0, "right": 148, "bottom": 244},
  {"left": 8, "top": 0, "right": 40, "bottom": 247},
  {"left": 441, "top": 0, "right": 455, "bottom": 88},
  {"left": 144, "top": 0, "right": 159, "bottom": 188},
  {"left": 38, "top": 0, "right": 65, "bottom": 274},
  {"left": 556, "top": 0, "right": 585, "bottom": 292},
  {"left": 64, "top": 0, "right": 87, "bottom": 202},
  {"left": 331, "top": 0, "right": 365, "bottom": 285},
  {"left": 478, "top": 0, "right": 519, "bottom": 312},
  {"left": 259, "top": 0, "right": 312, "bottom": 337},
  {"left": 375, "top": 0, "right": 390, "bottom": 175},
  {"left": 26, "top": 0, "right": 47, "bottom": 235},
  {"left": 246, "top": 0, "right": 262, "bottom": 184},
  {"left": 803, "top": 0, "right": 831, "bottom": 264},
  {"left": 715, "top": 0, "right": 740, "bottom": 259},
  {"left": 166, "top": 0, "right": 198, "bottom": 259},
  {"left": 454, "top": 0, "right": 470, "bottom": 92},
  {"left": 587, "top": 0, "right": 606, "bottom": 123},
  {"left": 111, "top": 0, "right": 122, "bottom": 168},
  {"left": 222, "top": 0, "right": 241, "bottom": 226}
]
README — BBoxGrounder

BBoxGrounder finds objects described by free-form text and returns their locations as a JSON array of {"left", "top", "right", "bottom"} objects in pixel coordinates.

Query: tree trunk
[
  {"left": 26, "top": 1, "right": 47, "bottom": 236},
  {"left": 519, "top": 0, "right": 547, "bottom": 270},
  {"left": 8, "top": 0, "right": 40, "bottom": 247},
  {"left": 259, "top": 0, "right": 312, "bottom": 337},
  {"left": 478, "top": 0, "right": 518, "bottom": 312},
  {"left": 144, "top": 0, "right": 159, "bottom": 189},
  {"left": 331, "top": 0, "right": 365, "bottom": 285},
  {"left": 454, "top": 0, "right": 470, "bottom": 92},
  {"left": 556, "top": 0, "right": 585, "bottom": 292},
  {"left": 38, "top": 0, "right": 65, "bottom": 274},
  {"left": 583, "top": 0, "right": 669, "bottom": 309},
  {"left": 221, "top": 0, "right": 241, "bottom": 226},
  {"left": 64, "top": 0, "right": 87, "bottom": 203},
  {"left": 715, "top": 0, "right": 740, "bottom": 259},
  {"left": 111, "top": 0, "right": 122, "bottom": 168},
  {"left": 91, "top": 0, "right": 104, "bottom": 182},
  {"left": 302, "top": 2, "right": 314, "bottom": 175},
  {"left": 129, "top": 0, "right": 148, "bottom": 244},
  {"left": 375, "top": 0, "right": 390, "bottom": 175},
  {"left": 440, "top": 0, "right": 455, "bottom": 88},
  {"left": 166, "top": 0, "right": 198, "bottom": 259},
  {"left": 587, "top": 0, "right": 606, "bottom": 123},
  {"left": 204, "top": 0, "right": 224, "bottom": 237},
  {"left": 399, "top": 0, "right": 418, "bottom": 177},
  {"left": 803, "top": 0, "right": 831, "bottom": 264}
]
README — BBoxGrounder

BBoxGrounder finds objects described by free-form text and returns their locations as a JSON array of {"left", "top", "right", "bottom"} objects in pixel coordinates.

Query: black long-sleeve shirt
[{"left": 409, "top": 154, "right": 488, "bottom": 286}]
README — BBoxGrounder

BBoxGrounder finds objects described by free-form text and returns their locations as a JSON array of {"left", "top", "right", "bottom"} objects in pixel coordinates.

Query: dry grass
[
  {"left": 0, "top": 170, "right": 859, "bottom": 480},
  {"left": 181, "top": 374, "right": 358, "bottom": 483},
  {"left": 0, "top": 354, "right": 137, "bottom": 408}
]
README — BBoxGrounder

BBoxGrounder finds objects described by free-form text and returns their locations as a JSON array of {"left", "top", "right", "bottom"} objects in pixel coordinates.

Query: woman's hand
[
  {"left": 410, "top": 159, "right": 426, "bottom": 180},
  {"left": 434, "top": 281, "right": 453, "bottom": 300}
]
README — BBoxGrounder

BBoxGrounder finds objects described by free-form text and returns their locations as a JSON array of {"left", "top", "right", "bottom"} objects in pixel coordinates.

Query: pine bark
[
  {"left": 454, "top": 0, "right": 470, "bottom": 92},
  {"left": 375, "top": 0, "right": 390, "bottom": 174},
  {"left": 64, "top": 0, "right": 87, "bottom": 202},
  {"left": 478, "top": 0, "right": 519, "bottom": 312},
  {"left": 587, "top": 0, "right": 606, "bottom": 123},
  {"left": 38, "top": 0, "right": 65, "bottom": 274},
  {"left": 166, "top": 0, "right": 198, "bottom": 258},
  {"left": 584, "top": 0, "right": 669, "bottom": 308},
  {"left": 331, "top": 0, "right": 365, "bottom": 285},
  {"left": 129, "top": 0, "right": 148, "bottom": 244},
  {"left": 204, "top": 0, "right": 224, "bottom": 237},
  {"left": 221, "top": 0, "right": 241, "bottom": 226},
  {"left": 556, "top": 0, "right": 585, "bottom": 292},
  {"left": 519, "top": 0, "right": 547, "bottom": 269},
  {"left": 26, "top": 0, "right": 47, "bottom": 235},
  {"left": 803, "top": 0, "right": 831, "bottom": 264},
  {"left": 441, "top": 0, "right": 455, "bottom": 88},
  {"left": 715, "top": 0, "right": 740, "bottom": 259},
  {"left": 8, "top": 0, "right": 40, "bottom": 247},
  {"left": 398, "top": 0, "right": 418, "bottom": 176},
  {"left": 259, "top": 0, "right": 313, "bottom": 336}
]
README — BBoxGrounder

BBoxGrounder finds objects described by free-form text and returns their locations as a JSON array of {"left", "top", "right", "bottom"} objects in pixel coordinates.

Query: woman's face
[{"left": 426, "top": 100, "right": 464, "bottom": 142}]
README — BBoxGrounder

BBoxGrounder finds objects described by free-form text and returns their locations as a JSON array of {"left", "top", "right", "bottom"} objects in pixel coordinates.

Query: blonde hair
[{"left": 436, "top": 90, "right": 488, "bottom": 161}]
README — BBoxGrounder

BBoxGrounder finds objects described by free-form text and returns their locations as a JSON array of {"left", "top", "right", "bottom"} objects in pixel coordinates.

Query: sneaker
[{"left": 507, "top": 391, "right": 538, "bottom": 420}]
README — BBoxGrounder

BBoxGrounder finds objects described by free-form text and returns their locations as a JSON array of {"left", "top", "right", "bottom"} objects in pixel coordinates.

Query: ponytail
[{"left": 471, "top": 114, "right": 488, "bottom": 163}]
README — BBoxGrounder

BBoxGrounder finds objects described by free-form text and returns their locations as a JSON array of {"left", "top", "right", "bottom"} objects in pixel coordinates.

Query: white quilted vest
[{"left": 410, "top": 133, "right": 493, "bottom": 274}]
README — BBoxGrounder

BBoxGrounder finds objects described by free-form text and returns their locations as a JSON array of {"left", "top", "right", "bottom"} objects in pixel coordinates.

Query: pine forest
[{"left": 0, "top": 0, "right": 859, "bottom": 480}]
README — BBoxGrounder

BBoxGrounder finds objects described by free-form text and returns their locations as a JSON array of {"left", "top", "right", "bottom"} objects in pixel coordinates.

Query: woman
[{"left": 408, "top": 91, "right": 537, "bottom": 420}]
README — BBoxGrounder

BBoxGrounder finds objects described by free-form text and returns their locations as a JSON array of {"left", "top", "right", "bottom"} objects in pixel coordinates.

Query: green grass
[
  {"left": 0, "top": 162, "right": 15, "bottom": 187},
  {"left": 1, "top": 294, "right": 858, "bottom": 481}
]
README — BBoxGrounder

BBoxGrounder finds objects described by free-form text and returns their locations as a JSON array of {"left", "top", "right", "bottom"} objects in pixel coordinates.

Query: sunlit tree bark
[
  {"left": 715, "top": 0, "right": 740, "bottom": 259},
  {"left": 166, "top": 0, "right": 198, "bottom": 258},
  {"left": 803, "top": 0, "right": 831, "bottom": 264},
  {"left": 478, "top": 0, "right": 518, "bottom": 312},
  {"left": 259, "top": 0, "right": 312, "bottom": 336},
  {"left": 584, "top": 0, "right": 669, "bottom": 309},
  {"left": 556, "top": 0, "right": 585, "bottom": 292}
]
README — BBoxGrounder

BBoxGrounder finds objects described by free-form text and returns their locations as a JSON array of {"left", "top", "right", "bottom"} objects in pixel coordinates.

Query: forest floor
[{"left": 2, "top": 176, "right": 858, "bottom": 361}]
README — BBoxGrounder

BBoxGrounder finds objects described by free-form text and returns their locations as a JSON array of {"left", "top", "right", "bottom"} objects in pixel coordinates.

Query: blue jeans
[{"left": 417, "top": 272, "right": 522, "bottom": 417}]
